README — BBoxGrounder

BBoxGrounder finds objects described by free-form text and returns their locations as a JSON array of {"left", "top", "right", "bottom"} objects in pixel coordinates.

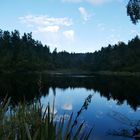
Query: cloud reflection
[{"left": 62, "top": 103, "right": 73, "bottom": 111}]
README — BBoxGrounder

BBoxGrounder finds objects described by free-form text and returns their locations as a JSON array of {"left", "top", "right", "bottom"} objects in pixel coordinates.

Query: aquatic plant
[{"left": 0, "top": 95, "right": 93, "bottom": 140}]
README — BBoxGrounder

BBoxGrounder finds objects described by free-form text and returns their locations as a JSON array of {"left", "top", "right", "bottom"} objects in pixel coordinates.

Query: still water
[{"left": 0, "top": 73, "right": 140, "bottom": 140}]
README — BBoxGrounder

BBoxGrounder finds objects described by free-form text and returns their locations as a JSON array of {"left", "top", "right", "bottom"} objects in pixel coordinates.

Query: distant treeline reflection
[{"left": 0, "top": 73, "right": 140, "bottom": 110}]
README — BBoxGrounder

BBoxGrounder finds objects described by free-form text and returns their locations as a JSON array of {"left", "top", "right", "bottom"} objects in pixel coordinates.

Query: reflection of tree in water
[
  {"left": 0, "top": 73, "right": 140, "bottom": 110},
  {"left": 0, "top": 73, "right": 47, "bottom": 105},
  {"left": 90, "top": 76, "right": 140, "bottom": 110},
  {"left": 39, "top": 75, "right": 140, "bottom": 111},
  {"left": 108, "top": 111, "right": 140, "bottom": 139}
]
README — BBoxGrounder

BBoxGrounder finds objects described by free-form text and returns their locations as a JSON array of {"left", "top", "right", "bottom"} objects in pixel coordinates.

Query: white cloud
[
  {"left": 19, "top": 14, "right": 73, "bottom": 27},
  {"left": 19, "top": 14, "right": 75, "bottom": 52},
  {"left": 78, "top": 7, "right": 91, "bottom": 21},
  {"left": 35, "top": 26, "right": 60, "bottom": 33},
  {"left": 63, "top": 30, "right": 75, "bottom": 40}
]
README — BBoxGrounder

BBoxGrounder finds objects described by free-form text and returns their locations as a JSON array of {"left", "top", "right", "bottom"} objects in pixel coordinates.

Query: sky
[{"left": 0, "top": 0, "right": 140, "bottom": 53}]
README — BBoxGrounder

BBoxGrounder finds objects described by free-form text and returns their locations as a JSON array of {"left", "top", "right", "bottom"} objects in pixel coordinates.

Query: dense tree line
[
  {"left": 88, "top": 36, "right": 140, "bottom": 72},
  {"left": 0, "top": 29, "right": 140, "bottom": 72},
  {"left": 0, "top": 29, "right": 86, "bottom": 72},
  {"left": 0, "top": 29, "right": 51, "bottom": 71}
]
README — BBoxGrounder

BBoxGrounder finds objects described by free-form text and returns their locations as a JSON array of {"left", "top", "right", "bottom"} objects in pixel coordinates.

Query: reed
[{"left": 0, "top": 95, "right": 93, "bottom": 140}]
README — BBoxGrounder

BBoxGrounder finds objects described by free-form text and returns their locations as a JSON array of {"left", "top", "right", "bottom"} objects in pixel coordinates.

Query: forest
[{"left": 0, "top": 29, "right": 140, "bottom": 73}]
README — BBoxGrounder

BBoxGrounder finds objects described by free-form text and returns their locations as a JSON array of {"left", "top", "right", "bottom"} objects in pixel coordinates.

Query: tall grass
[{"left": 0, "top": 95, "right": 93, "bottom": 140}]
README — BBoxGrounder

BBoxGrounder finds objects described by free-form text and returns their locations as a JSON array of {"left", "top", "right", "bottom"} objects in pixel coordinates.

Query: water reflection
[
  {"left": 62, "top": 103, "right": 73, "bottom": 111},
  {"left": 0, "top": 73, "right": 140, "bottom": 139},
  {"left": 40, "top": 87, "right": 140, "bottom": 140},
  {"left": 0, "top": 73, "right": 140, "bottom": 110}
]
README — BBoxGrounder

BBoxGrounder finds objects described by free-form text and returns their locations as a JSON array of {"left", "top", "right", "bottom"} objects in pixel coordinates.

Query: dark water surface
[{"left": 0, "top": 73, "right": 140, "bottom": 140}]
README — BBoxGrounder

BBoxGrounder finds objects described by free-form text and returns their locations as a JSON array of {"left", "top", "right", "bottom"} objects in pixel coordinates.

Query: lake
[{"left": 0, "top": 73, "right": 140, "bottom": 140}]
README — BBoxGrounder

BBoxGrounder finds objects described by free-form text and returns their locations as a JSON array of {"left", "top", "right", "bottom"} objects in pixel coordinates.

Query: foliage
[
  {"left": 85, "top": 36, "right": 140, "bottom": 72},
  {"left": 0, "top": 96, "right": 93, "bottom": 140},
  {"left": 0, "top": 29, "right": 140, "bottom": 73},
  {"left": 127, "top": 0, "right": 140, "bottom": 24},
  {"left": 0, "top": 29, "right": 86, "bottom": 72},
  {"left": 0, "top": 30, "right": 51, "bottom": 72}
]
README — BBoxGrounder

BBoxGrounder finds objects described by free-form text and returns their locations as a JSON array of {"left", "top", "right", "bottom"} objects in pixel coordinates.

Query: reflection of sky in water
[
  {"left": 62, "top": 103, "right": 73, "bottom": 111},
  {"left": 41, "top": 88, "right": 140, "bottom": 140}
]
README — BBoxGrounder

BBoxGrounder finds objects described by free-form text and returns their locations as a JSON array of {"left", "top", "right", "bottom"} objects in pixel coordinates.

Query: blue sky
[{"left": 0, "top": 0, "right": 140, "bottom": 52}]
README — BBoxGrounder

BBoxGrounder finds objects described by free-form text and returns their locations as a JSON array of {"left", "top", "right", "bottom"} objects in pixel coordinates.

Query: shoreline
[{"left": 1, "top": 70, "right": 140, "bottom": 77}]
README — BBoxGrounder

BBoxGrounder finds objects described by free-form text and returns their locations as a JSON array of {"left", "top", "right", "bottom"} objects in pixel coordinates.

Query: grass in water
[{"left": 0, "top": 95, "right": 93, "bottom": 140}]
